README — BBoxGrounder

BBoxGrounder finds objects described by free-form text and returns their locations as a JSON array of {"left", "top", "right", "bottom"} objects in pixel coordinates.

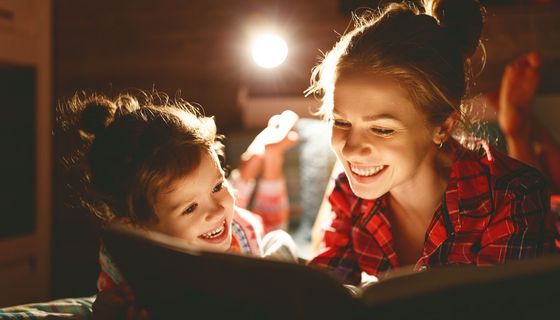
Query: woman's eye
[
  {"left": 212, "top": 182, "right": 224, "bottom": 193},
  {"left": 371, "top": 127, "right": 395, "bottom": 136},
  {"left": 182, "top": 203, "right": 198, "bottom": 215}
]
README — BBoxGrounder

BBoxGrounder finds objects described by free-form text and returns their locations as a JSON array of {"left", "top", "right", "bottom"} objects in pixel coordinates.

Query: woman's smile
[{"left": 349, "top": 163, "right": 387, "bottom": 177}]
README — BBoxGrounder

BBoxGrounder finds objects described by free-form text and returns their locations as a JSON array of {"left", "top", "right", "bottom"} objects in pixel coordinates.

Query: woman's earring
[{"left": 437, "top": 135, "right": 446, "bottom": 149}]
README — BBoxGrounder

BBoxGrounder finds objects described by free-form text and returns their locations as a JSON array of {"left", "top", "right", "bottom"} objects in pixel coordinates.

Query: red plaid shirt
[{"left": 310, "top": 140, "right": 556, "bottom": 284}]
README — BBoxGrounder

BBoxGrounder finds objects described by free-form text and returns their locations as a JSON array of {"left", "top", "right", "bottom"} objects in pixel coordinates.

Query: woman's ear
[{"left": 432, "top": 113, "right": 459, "bottom": 145}]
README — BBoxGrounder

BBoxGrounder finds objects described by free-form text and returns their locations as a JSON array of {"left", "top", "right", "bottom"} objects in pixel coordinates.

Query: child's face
[
  {"left": 330, "top": 76, "right": 440, "bottom": 200},
  {"left": 152, "top": 151, "right": 235, "bottom": 252}
]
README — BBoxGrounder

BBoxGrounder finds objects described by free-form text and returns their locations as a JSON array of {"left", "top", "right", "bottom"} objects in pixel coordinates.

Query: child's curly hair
[{"left": 58, "top": 91, "right": 224, "bottom": 225}]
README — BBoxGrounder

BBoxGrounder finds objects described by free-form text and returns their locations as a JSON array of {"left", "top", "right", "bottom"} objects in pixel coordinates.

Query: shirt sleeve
[
  {"left": 231, "top": 207, "right": 264, "bottom": 256},
  {"left": 476, "top": 174, "right": 553, "bottom": 265},
  {"left": 308, "top": 175, "right": 362, "bottom": 285}
]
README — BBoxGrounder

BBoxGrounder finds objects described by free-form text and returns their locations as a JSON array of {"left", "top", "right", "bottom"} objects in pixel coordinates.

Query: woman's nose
[{"left": 342, "top": 129, "right": 372, "bottom": 159}]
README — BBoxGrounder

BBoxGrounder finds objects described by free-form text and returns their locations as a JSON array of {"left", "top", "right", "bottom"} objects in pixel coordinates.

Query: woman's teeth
[
  {"left": 200, "top": 220, "right": 225, "bottom": 239},
  {"left": 351, "top": 164, "right": 385, "bottom": 177}
]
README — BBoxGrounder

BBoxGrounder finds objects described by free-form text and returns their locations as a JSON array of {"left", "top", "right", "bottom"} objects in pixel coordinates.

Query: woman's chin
[{"left": 351, "top": 185, "right": 387, "bottom": 200}]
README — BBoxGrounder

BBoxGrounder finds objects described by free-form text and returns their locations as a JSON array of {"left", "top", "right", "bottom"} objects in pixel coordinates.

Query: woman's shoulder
[
  {"left": 448, "top": 141, "right": 548, "bottom": 216},
  {"left": 489, "top": 148, "right": 546, "bottom": 191},
  {"left": 453, "top": 141, "right": 546, "bottom": 194},
  {"left": 478, "top": 145, "right": 547, "bottom": 196},
  {"left": 447, "top": 143, "right": 550, "bottom": 236}
]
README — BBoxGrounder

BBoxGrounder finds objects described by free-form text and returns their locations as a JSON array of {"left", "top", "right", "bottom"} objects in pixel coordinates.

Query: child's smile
[{"left": 198, "top": 218, "right": 228, "bottom": 242}]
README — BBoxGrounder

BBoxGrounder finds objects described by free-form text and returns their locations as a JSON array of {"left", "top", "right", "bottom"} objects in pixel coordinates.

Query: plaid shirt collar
[{"left": 359, "top": 140, "right": 495, "bottom": 270}]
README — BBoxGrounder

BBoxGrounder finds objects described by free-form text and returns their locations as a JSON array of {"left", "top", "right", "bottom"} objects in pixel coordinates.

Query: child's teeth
[
  {"left": 202, "top": 221, "right": 225, "bottom": 239},
  {"left": 351, "top": 165, "right": 384, "bottom": 177}
]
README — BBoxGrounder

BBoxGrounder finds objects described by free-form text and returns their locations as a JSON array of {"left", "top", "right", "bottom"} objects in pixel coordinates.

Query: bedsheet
[{"left": 0, "top": 296, "right": 94, "bottom": 319}]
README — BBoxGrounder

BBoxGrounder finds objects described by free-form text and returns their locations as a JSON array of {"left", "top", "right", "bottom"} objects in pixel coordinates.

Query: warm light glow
[{"left": 251, "top": 33, "right": 288, "bottom": 69}]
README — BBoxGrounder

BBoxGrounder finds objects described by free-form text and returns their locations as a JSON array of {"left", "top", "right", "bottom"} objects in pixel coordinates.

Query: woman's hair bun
[
  {"left": 430, "top": 0, "right": 484, "bottom": 58},
  {"left": 79, "top": 97, "right": 118, "bottom": 136}
]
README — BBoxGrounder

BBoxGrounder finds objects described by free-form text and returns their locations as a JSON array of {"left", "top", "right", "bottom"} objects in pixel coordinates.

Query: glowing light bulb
[{"left": 251, "top": 33, "right": 288, "bottom": 69}]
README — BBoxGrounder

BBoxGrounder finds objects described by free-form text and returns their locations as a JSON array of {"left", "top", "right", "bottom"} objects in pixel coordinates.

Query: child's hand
[{"left": 93, "top": 288, "right": 149, "bottom": 320}]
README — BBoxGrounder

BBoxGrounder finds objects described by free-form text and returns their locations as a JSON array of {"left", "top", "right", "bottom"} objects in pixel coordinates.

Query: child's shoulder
[
  {"left": 234, "top": 206, "right": 264, "bottom": 234},
  {"left": 231, "top": 206, "right": 264, "bottom": 255}
]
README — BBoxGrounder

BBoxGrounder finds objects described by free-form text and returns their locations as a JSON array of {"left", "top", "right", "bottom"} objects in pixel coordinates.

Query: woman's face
[
  {"left": 330, "top": 75, "right": 441, "bottom": 200},
  {"left": 152, "top": 151, "right": 235, "bottom": 252}
]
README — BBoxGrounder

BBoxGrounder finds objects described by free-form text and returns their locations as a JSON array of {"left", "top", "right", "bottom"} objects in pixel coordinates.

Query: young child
[
  {"left": 59, "top": 92, "right": 297, "bottom": 318},
  {"left": 305, "top": 0, "right": 557, "bottom": 284}
]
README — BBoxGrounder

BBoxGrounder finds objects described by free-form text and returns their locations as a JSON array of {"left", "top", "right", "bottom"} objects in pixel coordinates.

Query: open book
[{"left": 102, "top": 224, "right": 560, "bottom": 319}]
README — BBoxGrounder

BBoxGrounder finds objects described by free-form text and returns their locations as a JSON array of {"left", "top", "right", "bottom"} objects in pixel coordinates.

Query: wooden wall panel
[
  {"left": 54, "top": 0, "right": 345, "bottom": 129},
  {"left": 480, "top": 5, "right": 560, "bottom": 94}
]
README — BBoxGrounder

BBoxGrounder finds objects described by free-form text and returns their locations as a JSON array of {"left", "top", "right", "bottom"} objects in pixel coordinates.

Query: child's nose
[{"left": 205, "top": 200, "right": 224, "bottom": 222}]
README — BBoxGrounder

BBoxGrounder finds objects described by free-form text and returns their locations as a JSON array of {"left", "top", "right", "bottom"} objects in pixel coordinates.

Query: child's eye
[
  {"left": 371, "top": 127, "right": 395, "bottom": 136},
  {"left": 182, "top": 203, "right": 198, "bottom": 215},
  {"left": 212, "top": 181, "right": 224, "bottom": 193},
  {"left": 332, "top": 119, "right": 351, "bottom": 129}
]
